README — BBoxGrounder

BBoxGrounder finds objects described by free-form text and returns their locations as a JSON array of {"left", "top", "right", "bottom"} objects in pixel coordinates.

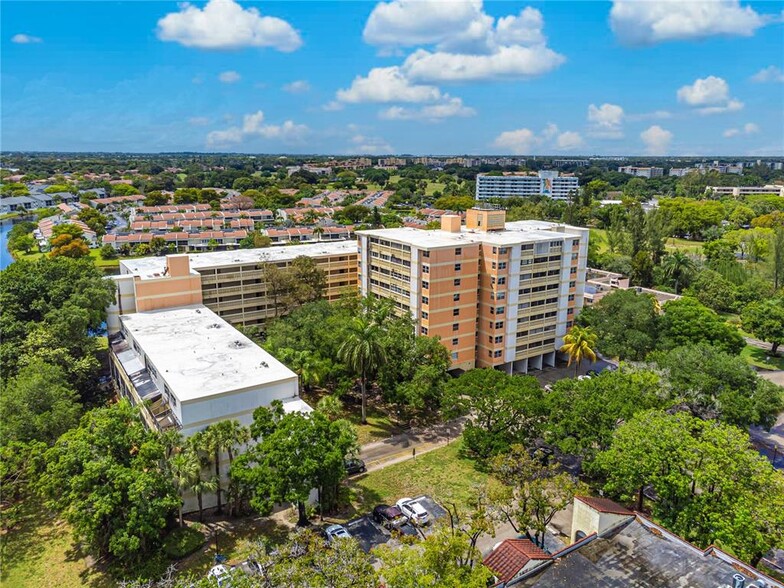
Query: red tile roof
[
  {"left": 483, "top": 539, "right": 551, "bottom": 583},
  {"left": 575, "top": 496, "right": 634, "bottom": 515}
]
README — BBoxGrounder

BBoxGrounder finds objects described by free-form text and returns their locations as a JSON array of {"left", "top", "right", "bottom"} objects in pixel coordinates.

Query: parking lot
[{"left": 338, "top": 495, "right": 449, "bottom": 553}]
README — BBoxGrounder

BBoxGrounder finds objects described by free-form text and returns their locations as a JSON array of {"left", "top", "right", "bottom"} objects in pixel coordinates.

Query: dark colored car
[
  {"left": 372, "top": 504, "right": 407, "bottom": 530},
  {"left": 345, "top": 457, "right": 366, "bottom": 475}
]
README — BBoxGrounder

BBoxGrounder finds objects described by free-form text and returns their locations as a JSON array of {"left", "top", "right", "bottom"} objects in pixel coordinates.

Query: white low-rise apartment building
[
  {"left": 706, "top": 184, "right": 784, "bottom": 197},
  {"left": 617, "top": 166, "right": 664, "bottom": 178},
  {"left": 476, "top": 171, "right": 579, "bottom": 201}
]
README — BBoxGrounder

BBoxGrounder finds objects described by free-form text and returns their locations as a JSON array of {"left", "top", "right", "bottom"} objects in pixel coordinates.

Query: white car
[
  {"left": 325, "top": 524, "right": 351, "bottom": 542},
  {"left": 396, "top": 498, "right": 430, "bottom": 526}
]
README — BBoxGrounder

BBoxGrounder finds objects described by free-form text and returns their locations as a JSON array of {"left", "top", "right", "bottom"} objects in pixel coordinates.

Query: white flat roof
[
  {"left": 120, "top": 240, "right": 358, "bottom": 277},
  {"left": 358, "top": 221, "right": 586, "bottom": 248},
  {"left": 119, "top": 305, "right": 296, "bottom": 402}
]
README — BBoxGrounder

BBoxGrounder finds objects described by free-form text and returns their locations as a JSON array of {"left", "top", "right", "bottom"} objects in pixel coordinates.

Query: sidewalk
[{"left": 358, "top": 416, "right": 467, "bottom": 473}]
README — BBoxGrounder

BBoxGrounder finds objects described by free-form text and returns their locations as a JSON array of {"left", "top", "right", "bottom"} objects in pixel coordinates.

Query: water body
[{"left": 0, "top": 220, "right": 15, "bottom": 270}]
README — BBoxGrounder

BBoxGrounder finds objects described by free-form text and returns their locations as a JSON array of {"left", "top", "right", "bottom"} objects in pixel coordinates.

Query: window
[
  {"left": 451, "top": 351, "right": 459, "bottom": 360},
  {"left": 422, "top": 250, "right": 430, "bottom": 258},
  {"left": 566, "top": 321, "right": 573, "bottom": 328},
  {"left": 570, "top": 267, "right": 577, "bottom": 275},
  {"left": 421, "top": 311, "right": 429, "bottom": 319},
  {"left": 569, "top": 281, "right": 576, "bottom": 288},
  {"left": 495, "top": 321, "right": 504, "bottom": 329},
  {"left": 499, "top": 262, "right": 507, "bottom": 269},
  {"left": 453, "top": 308, "right": 460, "bottom": 316},
  {"left": 567, "top": 308, "right": 574, "bottom": 315},
  {"left": 452, "top": 338, "right": 459, "bottom": 346},
  {"left": 422, "top": 281, "right": 429, "bottom": 290},
  {"left": 520, "top": 259, "right": 532, "bottom": 266},
  {"left": 494, "top": 335, "right": 503, "bottom": 344},
  {"left": 455, "top": 263, "right": 462, "bottom": 271},
  {"left": 496, "top": 306, "right": 505, "bottom": 315},
  {"left": 492, "top": 246, "right": 498, "bottom": 254},
  {"left": 422, "top": 265, "right": 430, "bottom": 273},
  {"left": 420, "top": 326, "right": 428, "bottom": 335},
  {"left": 422, "top": 296, "right": 429, "bottom": 304},
  {"left": 499, "top": 247, "right": 508, "bottom": 254},
  {"left": 452, "top": 323, "right": 459, "bottom": 332},
  {"left": 497, "top": 277, "right": 506, "bottom": 285},
  {"left": 491, "top": 262, "right": 497, "bottom": 269},
  {"left": 550, "top": 240, "right": 561, "bottom": 247},
  {"left": 568, "top": 294, "right": 575, "bottom": 301},
  {"left": 453, "top": 293, "right": 460, "bottom": 301},
  {"left": 493, "top": 350, "right": 502, "bottom": 358},
  {"left": 454, "top": 278, "right": 461, "bottom": 286},
  {"left": 455, "top": 247, "right": 462, "bottom": 255},
  {"left": 496, "top": 292, "right": 506, "bottom": 300}
]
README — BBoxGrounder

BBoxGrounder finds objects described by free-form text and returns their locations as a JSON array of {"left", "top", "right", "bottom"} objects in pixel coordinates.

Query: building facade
[
  {"left": 109, "top": 241, "right": 359, "bottom": 331},
  {"left": 706, "top": 184, "right": 784, "bottom": 197},
  {"left": 357, "top": 208, "right": 588, "bottom": 373},
  {"left": 475, "top": 171, "right": 579, "bottom": 201},
  {"left": 617, "top": 166, "right": 664, "bottom": 178}
]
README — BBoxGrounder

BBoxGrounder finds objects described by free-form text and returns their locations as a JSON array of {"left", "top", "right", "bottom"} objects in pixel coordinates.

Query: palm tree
[
  {"left": 279, "top": 349, "right": 328, "bottom": 395},
  {"left": 312, "top": 226, "right": 324, "bottom": 242},
  {"left": 338, "top": 315, "right": 387, "bottom": 424},
  {"left": 660, "top": 251, "right": 694, "bottom": 294},
  {"left": 191, "top": 476, "right": 219, "bottom": 523},
  {"left": 169, "top": 450, "right": 201, "bottom": 527},
  {"left": 560, "top": 325, "right": 598, "bottom": 377}
]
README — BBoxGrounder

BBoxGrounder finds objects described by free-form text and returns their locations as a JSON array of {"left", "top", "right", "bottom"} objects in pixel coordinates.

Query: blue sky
[{"left": 2, "top": 0, "right": 783, "bottom": 155}]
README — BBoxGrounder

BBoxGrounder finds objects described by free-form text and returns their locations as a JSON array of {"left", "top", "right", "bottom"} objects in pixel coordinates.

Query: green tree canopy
[
  {"left": 39, "top": 401, "right": 179, "bottom": 564},
  {"left": 595, "top": 410, "right": 784, "bottom": 565},
  {"left": 659, "top": 297, "right": 744, "bottom": 355},
  {"left": 442, "top": 369, "right": 545, "bottom": 459},
  {"left": 742, "top": 298, "right": 784, "bottom": 356},
  {"left": 576, "top": 289, "right": 660, "bottom": 361}
]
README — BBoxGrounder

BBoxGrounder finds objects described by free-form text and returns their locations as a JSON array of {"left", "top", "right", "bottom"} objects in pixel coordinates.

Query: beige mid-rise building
[
  {"left": 357, "top": 208, "right": 588, "bottom": 373},
  {"left": 108, "top": 241, "right": 358, "bottom": 332}
]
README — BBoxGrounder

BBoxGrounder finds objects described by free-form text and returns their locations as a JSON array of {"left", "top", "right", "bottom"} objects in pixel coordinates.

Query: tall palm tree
[
  {"left": 194, "top": 428, "right": 225, "bottom": 516},
  {"left": 190, "top": 476, "right": 218, "bottom": 523},
  {"left": 186, "top": 435, "right": 218, "bottom": 523},
  {"left": 560, "top": 325, "right": 598, "bottom": 377},
  {"left": 313, "top": 226, "right": 324, "bottom": 242},
  {"left": 169, "top": 450, "right": 201, "bottom": 527},
  {"left": 338, "top": 315, "right": 387, "bottom": 424},
  {"left": 660, "top": 251, "right": 694, "bottom": 295}
]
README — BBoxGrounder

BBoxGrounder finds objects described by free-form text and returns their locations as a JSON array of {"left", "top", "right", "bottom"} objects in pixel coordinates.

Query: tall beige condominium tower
[{"left": 357, "top": 208, "right": 589, "bottom": 373}]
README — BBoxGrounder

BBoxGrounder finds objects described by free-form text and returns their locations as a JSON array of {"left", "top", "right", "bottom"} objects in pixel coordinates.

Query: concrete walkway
[{"left": 358, "top": 417, "right": 467, "bottom": 473}]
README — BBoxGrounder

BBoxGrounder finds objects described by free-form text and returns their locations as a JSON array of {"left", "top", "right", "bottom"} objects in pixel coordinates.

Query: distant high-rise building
[
  {"left": 617, "top": 166, "right": 664, "bottom": 178},
  {"left": 475, "top": 171, "right": 579, "bottom": 201}
]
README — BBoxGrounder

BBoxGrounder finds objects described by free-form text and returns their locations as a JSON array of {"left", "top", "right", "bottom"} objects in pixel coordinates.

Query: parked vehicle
[
  {"left": 325, "top": 524, "right": 351, "bottom": 542},
  {"left": 372, "top": 504, "right": 408, "bottom": 529},
  {"left": 345, "top": 457, "right": 366, "bottom": 475},
  {"left": 396, "top": 498, "right": 430, "bottom": 526}
]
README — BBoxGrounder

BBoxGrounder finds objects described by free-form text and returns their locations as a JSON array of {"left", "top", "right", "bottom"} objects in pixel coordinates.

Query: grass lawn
[
  {"left": 741, "top": 345, "right": 784, "bottom": 371},
  {"left": 1, "top": 507, "right": 112, "bottom": 588},
  {"left": 342, "top": 439, "right": 491, "bottom": 521},
  {"left": 425, "top": 182, "right": 446, "bottom": 196},
  {"left": 12, "top": 248, "right": 120, "bottom": 271},
  {"left": 590, "top": 228, "right": 703, "bottom": 256},
  {"left": 301, "top": 389, "right": 405, "bottom": 446},
  {"left": 1, "top": 504, "right": 291, "bottom": 588}
]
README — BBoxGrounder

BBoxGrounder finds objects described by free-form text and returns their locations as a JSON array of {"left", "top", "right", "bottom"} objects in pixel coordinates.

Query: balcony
[{"left": 109, "top": 334, "right": 180, "bottom": 432}]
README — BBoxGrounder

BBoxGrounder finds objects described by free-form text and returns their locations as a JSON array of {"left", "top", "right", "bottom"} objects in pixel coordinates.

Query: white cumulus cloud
[
  {"left": 556, "top": 131, "right": 584, "bottom": 151},
  {"left": 282, "top": 80, "right": 311, "bottom": 94},
  {"left": 723, "top": 122, "right": 759, "bottom": 138},
  {"left": 493, "top": 123, "right": 583, "bottom": 154},
  {"left": 751, "top": 65, "right": 784, "bottom": 83},
  {"left": 336, "top": 66, "right": 442, "bottom": 103},
  {"left": 587, "top": 103, "right": 625, "bottom": 138},
  {"left": 640, "top": 125, "right": 673, "bottom": 155},
  {"left": 207, "top": 110, "right": 309, "bottom": 147},
  {"left": 12, "top": 33, "right": 43, "bottom": 44},
  {"left": 360, "top": 1, "right": 564, "bottom": 82},
  {"left": 346, "top": 134, "right": 394, "bottom": 155},
  {"left": 610, "top": 0, "right": 770, "bottom": 46},
  {"left": 157, "top": 0, "right": 302, "bottom": 51},
  {"left": 379, "top": 97, "right": 476, "bottom": 122},
  {"left": 677, "top": 76, "right": 744, "bottom": 115},
  {"left": 218, "top": 70, "right": 241, "bottom": 84},
  {"left": 493, "top": 128, "right": 539, "bottom": 155},
  {"left": 401, "top": 44, "right": 565, "bottom": 83}
]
